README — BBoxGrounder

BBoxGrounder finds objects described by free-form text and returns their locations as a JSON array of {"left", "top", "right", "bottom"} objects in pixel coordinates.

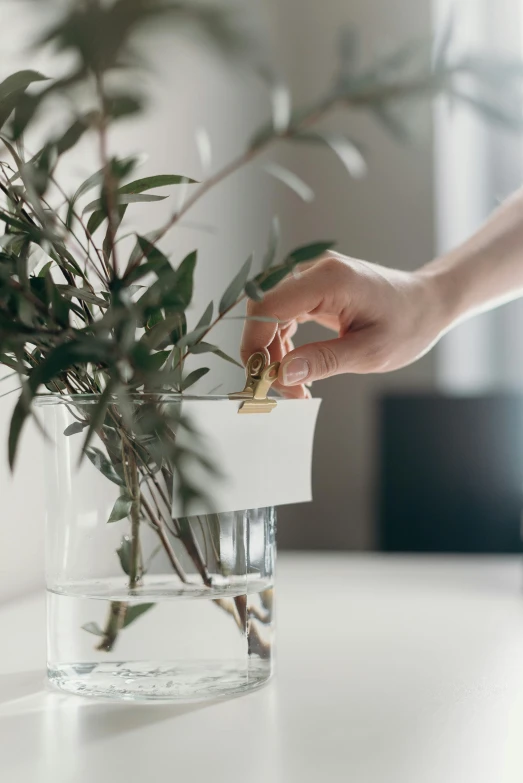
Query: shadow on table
[
  {"left": 0, "top": 670, "right": 46, "bottom": 707},
  {"left": 0, "top": 670, "right": 238, "bottom": 744}
]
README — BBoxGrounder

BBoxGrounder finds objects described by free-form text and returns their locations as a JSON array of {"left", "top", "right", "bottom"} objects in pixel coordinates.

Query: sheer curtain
[{"left": 434, "top": 0, "right": 523, "bottom": 392}]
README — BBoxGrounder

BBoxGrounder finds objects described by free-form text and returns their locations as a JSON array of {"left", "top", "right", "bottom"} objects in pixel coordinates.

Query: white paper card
[{"left": 172, "top": 398, "right": 321, "bottom": 516}]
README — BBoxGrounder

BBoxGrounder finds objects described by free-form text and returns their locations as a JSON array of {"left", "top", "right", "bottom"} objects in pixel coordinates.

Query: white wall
[
  {"left": 435, "top": 0, "right": 523, "bottom": 394},
  {"left": 271, "top": 0, "right": 438, "bottom": 549}
]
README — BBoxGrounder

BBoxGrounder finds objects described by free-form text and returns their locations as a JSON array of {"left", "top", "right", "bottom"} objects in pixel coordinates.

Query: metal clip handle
[{"left": 229, "top": 351, "right": 280, "bottom": 414}]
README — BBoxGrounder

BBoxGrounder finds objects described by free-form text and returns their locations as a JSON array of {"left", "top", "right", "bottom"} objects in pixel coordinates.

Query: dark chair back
[{"left": 378, "top": 394, "right": 523, "bottom": 553}]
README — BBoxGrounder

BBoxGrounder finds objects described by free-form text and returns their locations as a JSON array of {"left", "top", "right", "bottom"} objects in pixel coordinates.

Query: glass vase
[{"left": 37, "top": 394, "right": 276, "bottom": 702}]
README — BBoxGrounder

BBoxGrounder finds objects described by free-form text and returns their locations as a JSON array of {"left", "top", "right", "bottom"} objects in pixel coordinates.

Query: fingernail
[{"left": 282, "top": 358, "right": 310, "bottom": 386}]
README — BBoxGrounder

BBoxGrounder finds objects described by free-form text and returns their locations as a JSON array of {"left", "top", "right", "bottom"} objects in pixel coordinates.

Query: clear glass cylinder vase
[{"left": 38, "top": 394, "right": 276, "bottom": 702}]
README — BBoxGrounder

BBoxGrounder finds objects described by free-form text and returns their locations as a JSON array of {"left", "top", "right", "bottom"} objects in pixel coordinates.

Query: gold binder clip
[{"left": 229, "top": 351, "right": 280, "bottom": 414}]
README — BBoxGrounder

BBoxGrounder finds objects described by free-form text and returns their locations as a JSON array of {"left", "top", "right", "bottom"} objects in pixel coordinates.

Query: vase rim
[{"left": 33, "top": 392, "right": 229, "bottom": 405}]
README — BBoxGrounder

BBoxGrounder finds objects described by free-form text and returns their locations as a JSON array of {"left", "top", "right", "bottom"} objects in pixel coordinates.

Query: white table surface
[{"left": 2, "top": 554, "right": 523, "bottom": 783}]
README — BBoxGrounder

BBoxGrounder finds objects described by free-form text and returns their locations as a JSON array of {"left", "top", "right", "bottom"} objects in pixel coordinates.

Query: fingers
[
  {"left": 267, "top": 329, "right": 309, "bottom": 398},
  {"left": 240, "top": 264, "right": 331, "bottom": 364},
  {"left": 277, "top": 329, "right": 380, "bottom": 387}
]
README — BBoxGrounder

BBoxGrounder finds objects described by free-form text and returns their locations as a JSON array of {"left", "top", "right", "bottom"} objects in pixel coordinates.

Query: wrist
[{"left": 414, "top": 254, "right": 465, "bottom": 335}]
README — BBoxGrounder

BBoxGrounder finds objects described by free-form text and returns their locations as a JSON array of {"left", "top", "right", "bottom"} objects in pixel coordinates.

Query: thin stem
[
  {"left": 125, "top": 441, "right": 142, "bottom": 589},
  {"left": 139, "top": 492, "right": 188, "bottom": 583},
  {"left": 95, "top": 72, "right": 119, "bottom": 278},
  {"left": 96, "top": 601, "right": 127, "bottom": 652}
]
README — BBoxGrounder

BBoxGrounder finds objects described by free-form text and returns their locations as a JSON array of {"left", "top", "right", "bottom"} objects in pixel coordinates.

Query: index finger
[{"left": 240, "top": 264, "right": 326, "bottom": 364}]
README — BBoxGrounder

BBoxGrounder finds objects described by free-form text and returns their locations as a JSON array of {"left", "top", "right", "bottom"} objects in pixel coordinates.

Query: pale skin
[{"left": 241, "top": 188, "right": 523, "bottom": 399}]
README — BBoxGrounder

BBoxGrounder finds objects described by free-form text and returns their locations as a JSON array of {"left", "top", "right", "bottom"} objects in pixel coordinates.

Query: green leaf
[
  {"left": 170, "top": 250, "right": 197, "bottom": 310},
  {"left": 264, "top": 162, "right": 314, "bottom": 202},
  {"left": 45, "top": 275, "right": 70, "bottom": 328},
  {"left": 122, "top": 603, "right": 155, "bottom": 628},
  {"left": 83, "top": 192, "right": 167, "bottom": 214},
  {"left": 296, "top": 131, "right": 367, "bottom": 179},
  {"left": 135, "top": 242, "right": 196, "bottom": 311},
  {"left": 0, "top": 354, "right": 25, "bottom": 373},
  {"left": 142, "top": 318, "right": 179, "bottom": 353},
  {"left": 0, "top": 70, "right": 48, "bottom": 102},
  {"left": 224, "top": 315, "right": 282, "bottom": 323},
  {"left": 64, "top": 421, "right": 88, "bottom": 436},
  {"left": 12, "top": 92, "right": 42, "bottom": 140},
  {"left": 189, "top": 342, "right": 242, "bottom": 368},
  {"left": 262, "top": 215, "right": 280, "bottom": 270},
  {"left": 38, "top": 260, "right": 53, "bottom": 278},
  {"left": 182, "top": 367, "right": 210, "bottom": 391},
  {"left": 127, "top": 227, "right": 164, "bottom": 268},
  {"left": 145, "top": 350, "right": 171, "bottom": 371},
  {"left": 219, "top": 255, "right": 252, "bottom": 314},
  {"left": 245, "top": 280, "right": 264, "bottom": 302},
  {"left": 105, "top": 93, "right": 142, "bottom": 120},
  {"left": 258, "top": 266, "right": 291, "bottom": 292},
  {"left": 79, "top": 382, "right": 115, "bottom": 461},
  {"left": 58, "top": 285, "right": 108, "bottom": 307},
  {"left": 82, "top": 621, "right": 105, "bottom": 638},
  {"left": 54, "top": 113, "right": 95, "bottom": 156},
  {"left": 176, "top": 326, "right": 209, "bottom": 351},
  {"left": 195, "top": 301, "right": 214, "bottom": 330},
  {"left": 286, "top": 240, "right": 335, "bottom": 265},
  {"left": 116, "top": 535, "right": 132, "bottom": 576},
  {"left": 87, "top": 209, "right": 106, "bottom": 235},
  {"left": 108, "top": 492, "right": 133, "bottom": 523},
  {"left": 8, "top": 393, "right": 29, "bottom": 469},
  {"left": 119, "top": 174, "right": 198, "bottom": 194},
  {"left": 85, "top": 446, "right": 124, "bottom": 486}
]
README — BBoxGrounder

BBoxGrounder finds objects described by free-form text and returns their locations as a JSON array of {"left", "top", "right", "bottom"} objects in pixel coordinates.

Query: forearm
[{"left": 420, "top": 187, "right": 523, "bottom": 330}]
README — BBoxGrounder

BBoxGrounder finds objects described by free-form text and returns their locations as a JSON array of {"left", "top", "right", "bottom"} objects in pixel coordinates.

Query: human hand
[{"left": 240, "top": 253, "right": 448, "bottom": 398}]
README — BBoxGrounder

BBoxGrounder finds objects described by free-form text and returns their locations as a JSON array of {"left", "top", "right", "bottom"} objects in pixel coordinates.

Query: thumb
[{"left": 278, "top": 332, "right": 378, "bottom": 386}]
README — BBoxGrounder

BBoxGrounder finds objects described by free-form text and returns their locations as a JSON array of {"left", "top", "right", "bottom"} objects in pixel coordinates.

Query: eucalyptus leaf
[
  {"left": 119, "top": 175, "right": 198, "bottom": 194},
  {"left": 219, "top": 255, "right": 252, "bottom": 314},
  {"left": 122, "top": 603, "right": 155, "bottom": 628},
  {"left": 116, "top": 536, "right": 132, "bottom": 576},
  {"left": 195, "top": 301, "right": 214, "bottom": 330},
  {"left": 82, "top": 622, "right": 105, "bottom": 638},
  {"left": 108, "top": 492, "right": 133, "bottom": 523},
  {"left": 297, "top": 131, "right": 367, "bottom": 179},
  {"left": 245, "top": 280, "right": 264, "bottom": 302},
  {"left": 144, "top": 315, "right": 186, "bottom": 349},
  {"left": 189, "top": 342, "right": 242, "bottom": 368},
  {"left": 258, "top": 265, "right": 291, "bottom": 292},
  {"left": 263, "top": 162, "right": 314, "bottom": 202},
  {"left": 286, "top": 240, "right": 335, "bottom": 265},
  {"left": 83, "top": 192, "right": 167, "bottom": 215},
  {"left": 182, "top": 367, "right": 210, "bottom": 391},
  {"left": 64, "top": 421, "right": 88, "bottom": 436},
  {"left": 262, "top": 215, "right": 280, "bottom": 270},
  {"left": 0, "top": 70, "right": 48, "bottom": 102},
  {"left": 86, "top": 209, "right": 106, "bottom": 235},
  {"left": 176, "top": 326, "right": 209, "bottom": 351},
  {"left": 58, "top": 286, "right": 108, "bottom": 307},
  {"left": 85, "top": 446, "right": 124, "bottom": 486}
]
